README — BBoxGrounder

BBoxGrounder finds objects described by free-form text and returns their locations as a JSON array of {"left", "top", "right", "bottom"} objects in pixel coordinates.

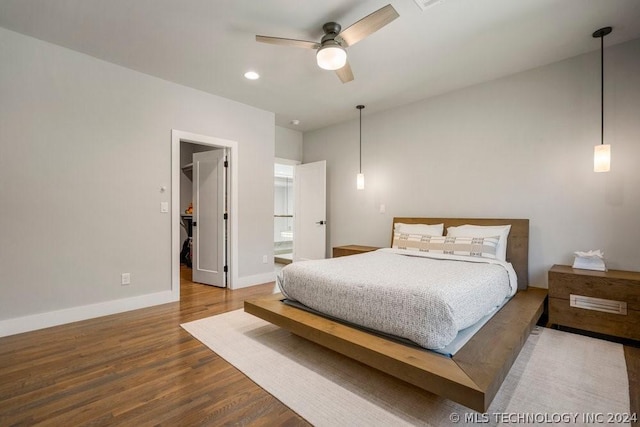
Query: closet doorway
[
  {"left": 171, "top": 130, "right": 238, "bottom": 298},
  {"left": 180, "top": 145, "right": 227, "bottom": 287}
]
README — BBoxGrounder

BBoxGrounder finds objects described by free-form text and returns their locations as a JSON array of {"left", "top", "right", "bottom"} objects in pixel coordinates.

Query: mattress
[{"left": 277, "top": 248, "right": 518, "bottom": 349}]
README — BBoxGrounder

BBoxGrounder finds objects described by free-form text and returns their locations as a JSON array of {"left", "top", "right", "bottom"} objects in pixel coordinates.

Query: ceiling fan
[{"left": 256, "top": 4, "right": 399, "bottom": 83}]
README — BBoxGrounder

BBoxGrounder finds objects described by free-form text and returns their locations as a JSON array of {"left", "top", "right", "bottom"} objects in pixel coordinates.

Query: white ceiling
[{"left": 1, "top": 0, "right": 639, "bottom": 132}]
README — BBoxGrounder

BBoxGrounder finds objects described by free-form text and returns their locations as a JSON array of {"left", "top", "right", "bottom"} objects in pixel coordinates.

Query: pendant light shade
[
  {"left": 356, "top": 105, "right": 365, "bottom": 190},
  {"left": 592, "top": 26, "right": 612, "bottom": 173},
  {"left": 594, "top": 144, "right": 611, "bottom": 172}
]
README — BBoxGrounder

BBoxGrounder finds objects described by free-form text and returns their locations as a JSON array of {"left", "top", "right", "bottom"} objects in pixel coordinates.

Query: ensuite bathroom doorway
[{"left": 274, "top": 160, "right": 298, "bottom": 266}]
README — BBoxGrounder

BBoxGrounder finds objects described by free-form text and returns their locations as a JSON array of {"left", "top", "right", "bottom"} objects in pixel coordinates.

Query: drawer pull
[{"left": 570, "top": 294, "right": 627, "bottom": 315}]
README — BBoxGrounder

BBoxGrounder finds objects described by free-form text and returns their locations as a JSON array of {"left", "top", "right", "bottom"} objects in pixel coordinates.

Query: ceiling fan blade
[
  {"left": 255, "top": 35, "right": 320, "bottom": 50},
  {"left": 335, "top": 61, "right": 354, "bottom": 83},
  {"left": 337, "top": 4, "right": 399, "bottom": 47}
]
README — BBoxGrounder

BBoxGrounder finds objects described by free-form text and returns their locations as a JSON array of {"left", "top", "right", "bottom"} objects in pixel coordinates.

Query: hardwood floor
[
  {"left": 0, "top": 266, "right": 309, "bottom": 426},
  {"left": 1, "top": 269, "right": 638, "bottom": 425}
]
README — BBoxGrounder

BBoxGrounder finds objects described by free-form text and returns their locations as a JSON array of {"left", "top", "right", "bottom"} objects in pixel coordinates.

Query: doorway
[
  {"left": 274, "top": 161, "right": 296, "bottom": 265},
  {"left": 171, "top": 130, "right": 239, "bottom": 298},
  {"left": 273, "top": 158, "right": 327, "bottom": 267},
  {"left": 180, "top": 145, "right": 227, "bottom": 287}
]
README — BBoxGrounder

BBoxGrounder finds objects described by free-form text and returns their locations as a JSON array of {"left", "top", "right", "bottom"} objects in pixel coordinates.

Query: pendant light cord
[{"left": 593, "top": 27, "right": 611, "bottom": 146}]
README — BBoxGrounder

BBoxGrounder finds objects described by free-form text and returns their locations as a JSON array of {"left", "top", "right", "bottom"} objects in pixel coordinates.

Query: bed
[{"left": 245, "top": 218, "right": 547, "bottom": 412}]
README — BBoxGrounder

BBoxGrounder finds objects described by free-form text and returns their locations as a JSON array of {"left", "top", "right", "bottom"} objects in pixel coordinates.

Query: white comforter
[{"left": 278, "top": 248, "right": 518, "bottom": 349}]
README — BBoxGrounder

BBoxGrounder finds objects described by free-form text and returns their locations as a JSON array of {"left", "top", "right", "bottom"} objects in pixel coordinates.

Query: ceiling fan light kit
[
  {"left": 317, "top": 41, "right": 347, "bottom": 70},
  {"left": 256, "top": 4, "right": 399, "bottom": 83}
]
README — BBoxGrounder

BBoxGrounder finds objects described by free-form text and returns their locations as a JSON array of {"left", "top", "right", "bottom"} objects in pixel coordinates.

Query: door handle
[{"left": 315, "top": 220, "right": 326, "bottom": 225}]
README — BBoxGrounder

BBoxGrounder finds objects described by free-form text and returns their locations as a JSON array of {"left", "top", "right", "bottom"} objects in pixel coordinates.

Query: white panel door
[
  {"left": 293, "top": 160, "right": 327, "bottom": 262},
  {"left": 192, "top": 149, "right": 226, "bottom": 287}
]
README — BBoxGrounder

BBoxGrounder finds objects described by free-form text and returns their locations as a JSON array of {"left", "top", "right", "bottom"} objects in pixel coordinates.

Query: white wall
[
  {"left": 275, "top": 126, "right": 303, "bottom": 161},
  {"left": 0, "top": 27, "right": 274, "bottom": 328},
  {"left": 303, "top": 38, "right": 640, "bottom": 287}
]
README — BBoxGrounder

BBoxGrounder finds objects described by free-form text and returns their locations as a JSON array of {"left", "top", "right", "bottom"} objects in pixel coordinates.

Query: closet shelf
[{"left": 181, "top": 163, "right": 193, "bottom": 180}]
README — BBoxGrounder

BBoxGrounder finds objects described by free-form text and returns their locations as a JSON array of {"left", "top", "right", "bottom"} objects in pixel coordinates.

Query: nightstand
[
  {"left": 548, "top": 264, "right": 640, "bottom": 341},
  {"left": 332, "top": 245, "right": 381, "bottom": 258}
]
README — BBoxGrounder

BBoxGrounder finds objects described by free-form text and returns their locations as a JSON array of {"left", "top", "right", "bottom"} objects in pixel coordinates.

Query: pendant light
[
  {"left": 356, "top": 105, "right": 365, "bottom": 190},
  {"left": 593, "top": 26, "right": 612, "bottom": 173}
]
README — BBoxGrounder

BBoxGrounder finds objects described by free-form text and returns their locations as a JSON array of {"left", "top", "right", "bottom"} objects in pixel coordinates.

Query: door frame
[{"left": 171, "top": 129, "right": 239, "bottom": 298}]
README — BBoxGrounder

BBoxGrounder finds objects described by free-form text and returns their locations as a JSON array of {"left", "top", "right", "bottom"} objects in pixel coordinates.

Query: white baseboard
[
  {"left": 233, "top": 271, "right": 277, "bottom": 289},
  {"left": 1, "top": 271, "right": 278, "bottom": 336},
  {"left": 0, "top": 290, "right": 178, "bottom": 338}
]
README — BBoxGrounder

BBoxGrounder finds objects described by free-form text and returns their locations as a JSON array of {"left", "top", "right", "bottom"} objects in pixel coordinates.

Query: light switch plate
[{"left": 160, "top": 202, "right": 169, "bottom": 213}]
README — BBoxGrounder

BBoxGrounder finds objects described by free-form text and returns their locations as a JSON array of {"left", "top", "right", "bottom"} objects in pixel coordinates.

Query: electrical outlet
[
  {"left": 121, "top": 273, "right": 131, "bottom": 285},
  {"left": 262, "top": 255, "right": 268, "bottom": 264}
]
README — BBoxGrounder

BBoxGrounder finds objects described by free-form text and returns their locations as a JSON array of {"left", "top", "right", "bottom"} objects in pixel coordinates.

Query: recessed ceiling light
[
  {"left": 290, "top": 120, "right": 300, "bottom": 125},
  {"left": 244, "top": 71, "right": 260, "bottom": 80}
]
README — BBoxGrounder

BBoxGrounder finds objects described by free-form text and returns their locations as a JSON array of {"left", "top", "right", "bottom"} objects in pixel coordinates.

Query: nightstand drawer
[
  {"left": 549, "top": 297, "right": 640, "bottom": 340},
  {"left": 548, "top": 267, "right": 640, "bottom": 310}
]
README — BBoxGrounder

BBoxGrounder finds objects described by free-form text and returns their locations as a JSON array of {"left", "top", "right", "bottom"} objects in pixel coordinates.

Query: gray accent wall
[
  {"left": 303, "top": 38, "right": 640, "bottom": 287},
  {"left": 0, "top": 27, "right": 274, "bottom": 320}
]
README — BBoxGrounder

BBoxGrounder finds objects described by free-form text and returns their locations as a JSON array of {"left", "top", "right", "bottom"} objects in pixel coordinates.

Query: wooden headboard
[{"left": 391, "top": 217, "right": 529, "bottom": 289}]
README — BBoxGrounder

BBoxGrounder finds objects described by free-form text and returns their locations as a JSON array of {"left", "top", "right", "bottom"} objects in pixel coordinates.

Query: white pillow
[
  {"left": 446, "top": 224, "right": 512, "bottom": 261},
  {"left": 394, "top": 222, "right": 444, "bottom": 237}
]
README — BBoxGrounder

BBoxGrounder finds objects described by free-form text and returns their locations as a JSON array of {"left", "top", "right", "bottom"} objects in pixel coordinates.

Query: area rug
[{"left": 182, "top": 310, "right": 630, "bottom": 426}]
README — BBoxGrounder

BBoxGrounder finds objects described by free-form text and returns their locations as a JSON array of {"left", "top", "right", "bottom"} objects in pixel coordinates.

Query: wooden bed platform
[{"left": 245, "top": 218, "right": 547, "bottom": 412}]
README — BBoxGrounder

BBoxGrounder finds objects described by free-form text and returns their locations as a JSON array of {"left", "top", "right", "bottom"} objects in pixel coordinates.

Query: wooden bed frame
[{"left": 245, "top": 218, "right": 547, "bottom": 412}]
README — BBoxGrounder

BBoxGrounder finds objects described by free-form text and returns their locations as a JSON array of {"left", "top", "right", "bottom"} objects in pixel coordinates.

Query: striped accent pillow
[{"left": 392, "top": 232, "right": 500, "bottom": 259}]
